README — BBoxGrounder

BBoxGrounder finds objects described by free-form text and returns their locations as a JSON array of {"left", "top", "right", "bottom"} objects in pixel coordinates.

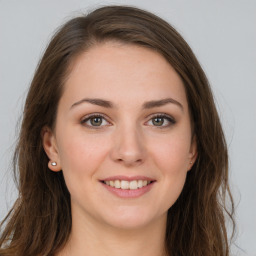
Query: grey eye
[
  {"left": 146, "top": 114, "right": 176, "bottom": 127},
  {"left": 152, "top": 117, "right": 164, "bottom": 126},
  {"left": 90, "top": 117, "right": 103, "bottom": 126},
  {"left": 81, "top": 114, "right": 110, "bottom": 128}
]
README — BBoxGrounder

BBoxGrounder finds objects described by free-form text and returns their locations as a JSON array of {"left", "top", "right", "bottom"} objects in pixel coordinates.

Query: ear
[
  {"left": 187, "top": 135, "right": 197, "bottom": 171},
  {"left": 41, "top": 126, "right": 62, "bottom": 172}
]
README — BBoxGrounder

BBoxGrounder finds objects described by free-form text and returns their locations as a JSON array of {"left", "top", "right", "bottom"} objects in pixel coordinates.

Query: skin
[{"left": 43, "top": 42, "right": 197, "bottom": 256}]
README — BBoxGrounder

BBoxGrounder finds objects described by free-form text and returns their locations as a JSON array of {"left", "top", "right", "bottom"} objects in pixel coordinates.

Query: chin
[{"left": 101, "top": 207, "right": 165, "bottom": 231}]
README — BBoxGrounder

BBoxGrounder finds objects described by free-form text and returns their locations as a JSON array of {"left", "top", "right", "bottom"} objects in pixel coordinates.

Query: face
[{"left": 43, "top": 42, "right": 197, "bottom": 230}]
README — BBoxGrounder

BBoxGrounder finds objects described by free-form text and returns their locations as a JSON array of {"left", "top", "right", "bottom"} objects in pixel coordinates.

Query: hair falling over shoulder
[{"left": 0, "top": 5, "right": 235, "bottom": 256}]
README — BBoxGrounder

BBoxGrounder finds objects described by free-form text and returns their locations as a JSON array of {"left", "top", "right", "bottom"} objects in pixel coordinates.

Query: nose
[{"left": 110, "top": 124, "right": 146, "bottom": 167}]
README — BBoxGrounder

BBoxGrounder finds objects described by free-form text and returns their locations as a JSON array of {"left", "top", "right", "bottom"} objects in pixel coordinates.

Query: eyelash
[
  {"left": 80, "top": 113, "right": 176, "bottom": 129},
  {"left": 146, "top": 114, "right": 176, "bottom": 128},
  {"left": 80, "top": 113, "right": 110, "bottom": 129}
]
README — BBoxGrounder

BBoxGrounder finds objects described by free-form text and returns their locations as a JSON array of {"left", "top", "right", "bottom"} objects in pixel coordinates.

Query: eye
[
  {"left": 81, "top": 114, "right": 111, "bottom": 128},
  {"left": 146, "top": 114, "right": 176, "bottom": 127}
]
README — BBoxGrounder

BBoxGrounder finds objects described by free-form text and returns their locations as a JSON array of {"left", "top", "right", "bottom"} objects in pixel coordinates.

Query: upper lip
[{"left": 100, "top": 175, "right": 156, "bottom": 182}]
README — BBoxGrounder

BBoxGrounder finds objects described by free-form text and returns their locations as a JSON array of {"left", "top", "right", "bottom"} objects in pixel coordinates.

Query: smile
[
  {"left": 100, "top": 176, "right": 156, "bottom": 198},
  {"left": 103, "top": 180, "right": 153, "bottom": 190}
]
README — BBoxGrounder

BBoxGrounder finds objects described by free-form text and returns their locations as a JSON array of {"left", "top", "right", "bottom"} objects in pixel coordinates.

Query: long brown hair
[{"left": 0, "top": 5, "right": 235, "bottom": 256}]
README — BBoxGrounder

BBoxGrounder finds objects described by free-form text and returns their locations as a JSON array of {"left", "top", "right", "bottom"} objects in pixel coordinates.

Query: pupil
[
  {"left": 91, "top": 117, "right": 102, "bottom": 126},
  {"left": 153, "top": 117, "right": 164, "bottom": 126}
]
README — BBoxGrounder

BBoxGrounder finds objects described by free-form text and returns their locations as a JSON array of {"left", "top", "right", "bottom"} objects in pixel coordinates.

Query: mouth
[{"left": 101, "top": 179, "right": 155, "bottom": 190}]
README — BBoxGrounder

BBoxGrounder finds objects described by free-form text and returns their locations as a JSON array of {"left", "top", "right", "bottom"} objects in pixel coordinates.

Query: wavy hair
[{"left": 0, "top": 5, "right": 234, "bottom": 256}]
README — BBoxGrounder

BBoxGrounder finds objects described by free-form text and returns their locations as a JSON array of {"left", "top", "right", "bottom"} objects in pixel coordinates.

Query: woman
[{"left": 0, "top": 5, "right": 234, "bottom": 256}]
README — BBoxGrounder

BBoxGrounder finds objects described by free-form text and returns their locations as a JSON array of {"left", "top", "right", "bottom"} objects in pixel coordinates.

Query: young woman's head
[{"left": 0, "top": 5, "right": 234, "bottom": 256}]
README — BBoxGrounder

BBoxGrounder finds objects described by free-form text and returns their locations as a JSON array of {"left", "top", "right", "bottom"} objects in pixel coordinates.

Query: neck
[{"left": 57, "top": 209, "right": 168, "bottom": 256}]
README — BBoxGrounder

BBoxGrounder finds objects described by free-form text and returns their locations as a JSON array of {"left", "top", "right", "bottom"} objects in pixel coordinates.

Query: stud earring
[{"left": 51, "top": 161, "right": 57, "bottom": 166}]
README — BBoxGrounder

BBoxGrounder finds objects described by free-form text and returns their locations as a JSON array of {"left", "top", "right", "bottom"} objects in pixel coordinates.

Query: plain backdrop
[{"left": 0, "top": 0, "right": 255, "bottom": 255}]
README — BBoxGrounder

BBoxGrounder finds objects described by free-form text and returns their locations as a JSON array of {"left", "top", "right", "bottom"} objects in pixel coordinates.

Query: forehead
[{"left": 61, "top": 42, "right": 188, "bottom": 110}]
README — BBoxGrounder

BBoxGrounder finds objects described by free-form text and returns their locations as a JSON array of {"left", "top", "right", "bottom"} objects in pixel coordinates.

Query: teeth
[
  {"left": 138, "top": 180, "right": 143, "bottom": 188},
  {"left": 120, "top": 180, "right": 129, "bottom": 189},
  {"left": 103, "top": 180, "right": 152, "bottom": 190},
  {"left": 129, "top": 180, "right": 137, "bottom": 190},
  {"left": 114, "top": 180, "right": 121, "bottom": 188}
]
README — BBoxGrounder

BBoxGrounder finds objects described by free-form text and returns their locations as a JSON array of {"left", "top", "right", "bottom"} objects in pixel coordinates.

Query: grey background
[{"left": 0, "top": 0, "right": 255, "bottom": 255}]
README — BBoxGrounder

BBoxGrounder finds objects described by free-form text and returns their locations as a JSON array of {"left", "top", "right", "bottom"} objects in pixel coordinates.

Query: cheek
[
  {"left": 57, "top": 130, "right": 110, "bottom": 179},
  {"left": 151, "top": 135, "right": 191, "bottom": 173},
  {"left": 56, "top": 132, "right": 111, "bottom": 202},
  {"left": 150, "top": 132, "right": 190, "bottom": 192},
  {"left": 149, "top": 138, "right": 190, "bottom": 211}
]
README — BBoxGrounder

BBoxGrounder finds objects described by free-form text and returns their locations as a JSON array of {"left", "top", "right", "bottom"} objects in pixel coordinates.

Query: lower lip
[{"left": 101, "top": 182, "right": 155, "bottom": 198}]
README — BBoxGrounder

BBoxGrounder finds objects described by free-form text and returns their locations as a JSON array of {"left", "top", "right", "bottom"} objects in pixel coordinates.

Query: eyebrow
[
  {"left": 70, "top": 97, "right": 183, "bottom": 111},
  {"left": 70, "top": 98, "right": 113, "bottom": 109},
  {"left": 142, "top": 98, "right": 183, "bottom": 110}
]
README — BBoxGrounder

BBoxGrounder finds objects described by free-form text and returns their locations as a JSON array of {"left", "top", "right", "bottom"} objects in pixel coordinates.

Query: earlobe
[
  {"left": 48, "top": 160, "right": 61, "bottom": 172},
  {"left": 41, "top": 126, "right": 62, "bottom": 172}
]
